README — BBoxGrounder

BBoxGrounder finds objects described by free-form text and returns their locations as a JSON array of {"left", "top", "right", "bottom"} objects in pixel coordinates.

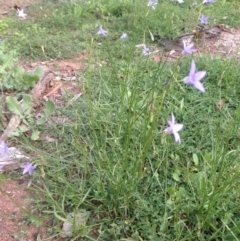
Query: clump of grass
[{"left": 1, "top": 0, "right": 240, "bottom": 240}]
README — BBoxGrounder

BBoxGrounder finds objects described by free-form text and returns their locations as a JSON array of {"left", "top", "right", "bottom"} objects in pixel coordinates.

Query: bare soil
[
  {"left": 0, "top": 179, "right": 64, "bottom": 241},
  {"left": 0, "top": 0, "right": 39, "bottom": 15},
  {"left": 156, "top": 27, "right": 240, "bottom": 62}
]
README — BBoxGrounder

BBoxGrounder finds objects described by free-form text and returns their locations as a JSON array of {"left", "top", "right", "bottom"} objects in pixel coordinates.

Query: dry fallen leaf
[
  {"left": 216, "top": 98, "right": 225, "bottom": 111},
  {"left": 153, "top": 54, "right": 161, "bottom": 62}
]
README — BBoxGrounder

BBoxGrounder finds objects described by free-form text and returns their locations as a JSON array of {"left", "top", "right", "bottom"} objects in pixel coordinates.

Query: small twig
[{"left": 44, "top": 82, "right": 63, "bottom": 97}]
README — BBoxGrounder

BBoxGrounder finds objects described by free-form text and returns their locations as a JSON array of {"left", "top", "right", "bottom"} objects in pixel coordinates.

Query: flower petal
[
  {"left": 189, "top": 60, "right": 196, "bottom": 77},
  {"left": 165, "top": 127, "right": 172, "bottom": 133},
  {"left": 184, "top": 76, "right": 194, "bottom": 85},
  {"left": 173, "top": 123, "right": 183, "bottom": 132},
  {"left": 194, "top": 71, "right": 206, "bottom": 82},
  {"left": 194, "top": 81, "right": 205, "bottom": 92},
  {"left": 173, "top": 131, "right": 181, "bottom": 143},
  {"left": 171, "top": 113, "right": 175, "bottom": 124}
]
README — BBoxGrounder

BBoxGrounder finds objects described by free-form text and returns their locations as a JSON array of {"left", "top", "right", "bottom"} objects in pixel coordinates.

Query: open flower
[
  {"left": 165, "top": 113, "right": 183, "bottom": 144},
  {"left": 97, "top": 26, "right": 108, "bottom": 36},
  {"left": 21, "top": 162, "right": 36, "bottom": 175},
  {"left": 182, "top": 41, "right": 196, "bottom": 55},
  {"left": 0, "top": 142, "right": 8, "bottom": 157},
  {"left": 147, "top": 0, "right": 158, "bottom": 9},
  {"left": 200, "top": 15, "right": 209, "bottom": 24},
  {"left": 143, "top": 44, "right": 150, "bottom": 55},
  {"left": 120, "top": 32, "right": 128, "bottom": 39},
  {"left": 17, "top": 9, "right": 27, "bottom": 19},
  {"left": 184, "top": 60, "right": 206, "bottom": 92},
  {"left": 203, "top": 0, "right": 215, "bottom": 4}
]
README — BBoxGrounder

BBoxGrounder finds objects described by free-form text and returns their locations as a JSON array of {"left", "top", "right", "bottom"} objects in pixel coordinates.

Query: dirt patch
[
  {"left": 21, "top": 52, "right": 88, "bottom": 78},
  {"left": 0, "top": 0, "right": 40, "bottom": 15},
  {"left": 207, "top": 29, "right": 240, "bottom": 57},
  {"left": 154, "top": 27, "right": 240, "bottom": 62},
  {"left": 0, "top": 179, "right": 63, "bottom": 241}
]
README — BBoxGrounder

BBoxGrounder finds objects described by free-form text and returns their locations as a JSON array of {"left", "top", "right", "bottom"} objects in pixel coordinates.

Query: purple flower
[
  {"left": 120, "top": 32, "right": 128, "bottom": 39},
  {"left": 182, "top": 42, "right": 196, "bottom": 55},
  {"left": 184, "top": 60, "right": 206, "bottom": 92},
  {"left": 0, "top": 142, "right": 8, "bottom": 157},
  {"left": 0, "top": 165, "right": 3, "bottom": 172},
  {"left": 200, "top": 15, "right": 209, "bottom": 24},
  {"left": 203, "top": 0, "right": 215, "bottom": 4},
  {"left": 147, "top": 0, "right": 158, "bottom": 9},
  {"left": 97, "top": 26, "right": 108, "bottom": 36},
  {"left": 165, "top": 113, "right": 183, "bottom": 144},
  {"left": 21, "top": 162, "right": 36, "bottom": 175},
  {"left": 143, "top": 44, "right": 150, "bottom": 55}
]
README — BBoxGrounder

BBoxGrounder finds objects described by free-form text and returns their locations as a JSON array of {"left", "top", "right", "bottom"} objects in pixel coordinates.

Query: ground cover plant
[{"left": 1, "top": 0, "right": 240, "bottom": 240}]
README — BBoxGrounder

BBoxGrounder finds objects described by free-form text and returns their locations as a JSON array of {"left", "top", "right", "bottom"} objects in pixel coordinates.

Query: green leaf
[
  {"left": 37, "top": 100, "right": 55, "bottom": 125},
  {"left": 193, "top": 153, "right": 199, "bottom": 166},
  {"left": 33, "top": 66, "right": 44, "bottom": 77},
  {"left": 31, "top": 130, "right": 40, "bottom": 140},
  {"left": 45, "top": 100, "right": 55, "bottom": 117},
  {"left": 6, "top": 96, "right": 23, "bottom": 116},
  {"left": 37, "top": 115, "right": 47, "bottom": 125},
  {"left": 22, "top": 94, "right": 33, "bottom": 114},
  {"left": 27, "top": 66, "right": 44, "bottom": 78},
  {"left": 172, "top": 173, "right": 180, "bottom": 182}
]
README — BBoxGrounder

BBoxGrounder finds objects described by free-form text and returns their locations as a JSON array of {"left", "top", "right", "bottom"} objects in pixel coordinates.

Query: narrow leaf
[{"left": 193, "top": 153, "right": 199, "bottom": 166}]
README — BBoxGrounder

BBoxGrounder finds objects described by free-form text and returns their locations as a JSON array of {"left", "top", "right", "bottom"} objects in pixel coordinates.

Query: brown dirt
[
  {"left": 0, "top": 179, "right": 64, "bottom": 241},
  {"left": 153, "top": 27, "right": 240, "bottom": 62},
  {"left": 0, "top": 0, "right": 40, "bottom": 15},
  {"left": 21, "top": 52, "right": 88, "bottom": 78}
]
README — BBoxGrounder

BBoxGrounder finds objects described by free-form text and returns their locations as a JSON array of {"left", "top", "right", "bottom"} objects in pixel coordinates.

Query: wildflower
[
  {"left": 0, "top": 142, "right": 8, "bottom": 157},
  {"left": 182, "top": 41, "right": 196, "bottom": 55},
  {"left": 165, "top": 113, "right": 183, "bottom": 144},
  {"left": 203, "top": 0, "right": 215, "bottom": 4},
  {"left": 147, "top": 0, "right": 158, "bottom": 9},
  {"left": 172, "top": 0, "right": 184, "bottom": 3},
  {"left": 97, "top": 26, "right": 108, "bottom": 36},
  {"left": 120, "top": 32, "right": 128, "bottom": 39},
  {"left": 143, "top": 44, "right": 150, "bottom": 55},
  {"left": 184, "top": 60, "right": 206, "bottom": 92},
  {"left": 17, "top": 9, "right": 27, "bottom": 19},
  {"left": 21, "top": 162, "right": 36, "bottom": 175},
  {"left": 0, "top": 165, "right": 3, "bottom": 172},
  {"left": 200, "top": 15, "right": 209, "bottom": 24}
]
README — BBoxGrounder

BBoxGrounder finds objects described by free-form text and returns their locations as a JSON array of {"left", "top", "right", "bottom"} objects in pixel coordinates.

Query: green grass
[{"left": 1, "top": 0, "right": 240, "bottom": 240}]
